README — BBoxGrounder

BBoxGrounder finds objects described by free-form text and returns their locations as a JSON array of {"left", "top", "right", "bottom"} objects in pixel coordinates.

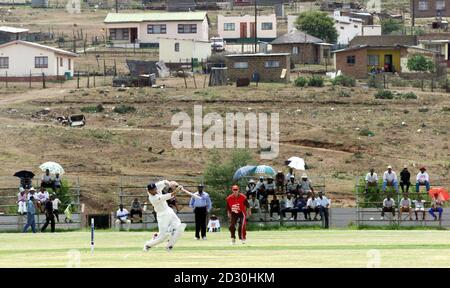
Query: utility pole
[
  {"left": 411, "top": 0, "right": 415, "bottom": 27},
  {"left": 116, "top": 0, "right": 118, "bottom": 13},
  {"left": 254, "top": 0, "right": 257, "bottom": 53}
]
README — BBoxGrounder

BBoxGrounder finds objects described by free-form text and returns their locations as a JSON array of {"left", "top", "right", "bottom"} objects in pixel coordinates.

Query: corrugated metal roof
[
  {"left": 0, "top": 26, "right": 29, "bottom": 34},
  {"left": 0, "top": 40, "right": 78, "bottom": 57},
  {"left": 225, "top": 53, "right": 290, "bottom": 57},
  {"left": 104, "top": 12, "right": 207, "bottom": 23},
  {"left": 271, "top": 30, "right": 324, "bottom": 45}
]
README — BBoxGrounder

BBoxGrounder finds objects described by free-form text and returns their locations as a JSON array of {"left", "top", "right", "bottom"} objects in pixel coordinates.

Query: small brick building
[
  {"left": 225, "top": 53, "right": 290, "bottom": 83},
  {"left": 411, "top": 0, "right": 450, "bottom": 18},
  {"left": 271, "top": 30, "right": 331, "bottom": 65}
]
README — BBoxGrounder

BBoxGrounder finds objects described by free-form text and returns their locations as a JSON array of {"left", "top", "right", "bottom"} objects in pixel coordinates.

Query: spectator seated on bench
[
  {"left": 413, "top": 195, "right": 426, "bottom": 221},
  {"left": 265, "top": 177, "right": 276, "bottom": 196},
  {"left": 115, "top": 204, "right": 131, "bottom": 231},
  {"left": 275, "top": 170, "right": 285, "bottom": 194},
  {"left": 306, "top": 192, "right": 319, "bottom": 220},
  {"left": 382, "top": 166, "right": 399, "bottom": 193},
  {"left": 429, "top": 197, "right": 443, "bottom": 221},
  {"left": 248, "top": 194, "right": 263, "bottom": 221},
  {"left": 299, "top": 174, "right": 314, "bottom": 195},
  {"left": 381, "top": 194, "right": 395, "bottom": 220},
  {"left": 20, "top": 177, "right": 33, "bottom": 190},
  {"left": 17, "top": 188, "right": 27, "bottom": 215},
  {"left": 400, "top": 166, "right": 411, "bottom": 194},
  {"left": 53, "top": 173, "right": 62, "bottom": 192},
  {"left": 286, "top": 176, "right": 299, "bottom": 195},
  {"left": 416, "top": 167, "right": 430, "bottom": 193},
  {"left": 294, "top": 194, "right": 308, "bottom": 220},
  {"left": 41, "top": 169, "right": 53, "bottom": 189},
  {"left": 36, "top": 186, "right": 49, "bottom": 213},
  {"left": 130, "top": 198, "right": 143, "bottom": 223},
  {"left": 269, "top": 195, "right": 280, "bottom": 220},
  {"left": 280, "top": 193, "right": 297, "bottom": 220},
  {"left": 399, "top": 194, "right": 413, "bottom": 220},
  {"left": 246, "top": 179, "right": 257, "bottom": 199},
  {"left": 365, "top": 168, "right": 379, "bottom": 193}
]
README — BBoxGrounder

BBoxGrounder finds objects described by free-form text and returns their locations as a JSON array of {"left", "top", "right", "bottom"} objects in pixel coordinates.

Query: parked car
[{"left": 211, "top": 37, "right": 226, "bottom": 52}]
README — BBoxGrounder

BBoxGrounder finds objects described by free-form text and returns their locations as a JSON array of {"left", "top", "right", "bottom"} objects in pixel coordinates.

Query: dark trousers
[
  {"left": 41, "top": 213, "right": 55, "bottom": 232},
  {"left": 23, "top": 212, "right": 36, "bottom": 233},
  {"left": 229, "top": 212, "right": 246, "bottom": 240},
  {"left": 400, "top": 181, "right": 411, "bottom": 193},
  {"left": 307, "top": 207, "right": 319, "bottom": 219},
  {"left": 381, "top": 207, "right": 395, "bottom": 217},
  {"left": 130, "top": 209, "right": 142, "bottom": 219},
  {"left": 320, "top": 207, "right": 329, "bottom": 228},
  {"left": 194, "top": 207, "right": 208, "bottom": 238},
  {"left": 281, "top": 208, "right": 297, "bottom": 219},
  {"left": 54, "top": 209, "right": 59, "bottom": 222},
  {"left": 270, "top": 205, "right": 280, "bottom": 217}
]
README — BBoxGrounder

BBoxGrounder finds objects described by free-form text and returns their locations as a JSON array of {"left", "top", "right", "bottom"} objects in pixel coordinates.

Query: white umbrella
[
  {"left": 39, "top": 161, "right": 65, "bottom": 175},
  {"left": 287, "top": 156, "right": 305, "bottom": 170}
]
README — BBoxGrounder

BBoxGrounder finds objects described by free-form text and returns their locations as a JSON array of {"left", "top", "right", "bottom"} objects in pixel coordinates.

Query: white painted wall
[
  {"left": 217, "top": 14, "right": 277, "bottom": 40},
  {"left": 362, "top": 25, "right": 382, "bottom": 36},
  {"left": 159, "top": 38, "right": 211, "bottom": 63},
  {"left": 0, "top": 42, "right": 75, "bottom": 77},
  {"left": 334, "top": 16, "right": 363, "bottom": 45},
  {"left": 106, "top": 18, "right": 209, "bottom": 45}
]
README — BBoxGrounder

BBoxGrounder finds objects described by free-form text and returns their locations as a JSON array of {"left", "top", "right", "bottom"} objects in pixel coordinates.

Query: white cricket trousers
[{"left": 145, "top": 209, "right": 186, "bottom": 248}]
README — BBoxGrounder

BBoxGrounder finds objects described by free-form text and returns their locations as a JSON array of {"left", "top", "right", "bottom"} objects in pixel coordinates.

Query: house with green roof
[{"left": 104, "top": 11, "right": 209, "bottom": 48}]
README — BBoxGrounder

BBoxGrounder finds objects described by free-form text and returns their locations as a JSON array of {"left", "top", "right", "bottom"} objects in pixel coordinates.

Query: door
[
  {"left": 250, "top": 22, "right": 256, "bottom": 38},
  {"left": 384, "top": 54, "right": 393, "bottom": 72},
  {"left": 240, "top": 22, "right": 247, "bottom": 38},
  {"left": 130, "top": 28, "right": 138, "bottom": 43}
]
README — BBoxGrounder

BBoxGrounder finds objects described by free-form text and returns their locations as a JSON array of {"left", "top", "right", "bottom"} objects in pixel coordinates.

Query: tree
[
  {"left": 406, "top": 54, "right": 435, "bottom": 91},
  {"left": 295, "top": 11, "right": 338, "bottom": 43},
  {"left": 381, "top": 18, "right": 403, "bottom": 35}
]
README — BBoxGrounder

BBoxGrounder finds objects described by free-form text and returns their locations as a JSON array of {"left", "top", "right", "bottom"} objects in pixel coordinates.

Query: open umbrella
[
  {"left": 254, "top": 165, "right": 276, "bottom": 176},
  {"left": 39, "top": 162, "right": 65, "bottom": 175},
  {"left": 428, "top": 187, "right": 449, "bottom": 202},
  {"left": 286, "top": 156, "right": 305, "bottom": 170},
  {"left": 13, "top": 170, "right": 35, "bottom": 179},
  {"left": 233, "top": 165, "right": 256, "bottom": 181}
]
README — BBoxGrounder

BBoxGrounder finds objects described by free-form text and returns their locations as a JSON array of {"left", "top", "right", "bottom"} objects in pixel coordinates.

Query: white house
[
  {"left": 104, "top": 11, "right": 209, "bottom": 48},
  {"left": 333, "top": 11, "right": 381, "bottom": 46},
  {"left": 0, "top": 40, "right": 77, "bottom": 80},
  {"left": 217, "top": 14, "right": 277, "bottom": 42},
  {"left": 158, "top": 38, "right": 211, "bottom": 64}
]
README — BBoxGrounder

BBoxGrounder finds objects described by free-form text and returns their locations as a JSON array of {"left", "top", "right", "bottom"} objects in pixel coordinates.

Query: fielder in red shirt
[{"left": 226, "top": 185, "right": 250, "bottom": 244}]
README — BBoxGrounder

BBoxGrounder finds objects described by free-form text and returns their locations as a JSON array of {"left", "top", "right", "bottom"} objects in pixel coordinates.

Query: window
[
  {"left": 233, "top": 62, "right": 248, "bottom": 69},
  {"left": 0, "top": 57, "right": 9, "bottom": 69},
  {"left": 436, "top": 0, "right": 445, "bottom": 10},
  {"left": 418, "top": 0, "right": 428, "bottom": 11},
  {"left": 35, "top": 56, "right": 48, "bottom": 68},
  {"left": 261, "top": 22, "right": 273, "bottom": 30},
  {"left": 147, "top": 24, "right": 166, "bottom": 34},
  {"left": 368, "top": 55, "right": 379, "bottom": 66},
  {"left": 265, "top": 60, "right": 280, "bottom": 68},
  {"left": 292, "top": 46, "right": 299, "bottom": 55},
  {"left": 174, "top": 42, "right": 180, "bottom": 52},
  {"left": 109, "top": 28, "right": 129, "bottom": 40},
  {"left": 178, "top": 24, "right": 197, "bottom": 34},
  {"left": 346, "top": 55, "right": 356, "bottom": 64},
  {"left": 224, "top": 23, "right": 235, "bottom": 31},
  {"left": 340, "top": 26, "right": 344, "bottom": 30}
]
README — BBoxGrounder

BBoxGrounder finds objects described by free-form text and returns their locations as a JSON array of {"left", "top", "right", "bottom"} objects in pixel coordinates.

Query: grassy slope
[{"left": 0, "top": 230, "right": 449, "bottom": 267}]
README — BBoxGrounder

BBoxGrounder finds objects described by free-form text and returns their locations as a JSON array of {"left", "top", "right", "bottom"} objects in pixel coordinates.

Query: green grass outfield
[{"left": 0, "top": 230, "right": 449, "bottom": 268}]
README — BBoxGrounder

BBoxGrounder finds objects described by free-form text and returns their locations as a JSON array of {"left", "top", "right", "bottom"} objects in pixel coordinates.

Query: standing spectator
[
  {"left": 130, "top": 198, "right": 143, "bottom": 223},
  {"left": 36, "top": 186, "right": 49, "bottom": 213},
  {"left": 286, "top": 167, "right": 295, "bottom": 181},
  {"left": 382, "top": 166, "right": 399, "bottom": 193},
  {"left": 381, "top": 194, "right": 395, "bottom": 220},
  {"left": 23, "top": 196, "right": 36, "bottom": 233},
  {"left": 41, "top": 169, "right": 53, "bottom": 189},
  {"left": 64, "top": 204, "right": 73, "bottom": 223},
  {"left": 53, "top": 172, "right": 62, "bottom": 192},
  {"left": 245, "top": 180, "right": 257, "bottom": 198},
  {"left": 399, "top": 194, "right": 412, "bottom": 220},
  {"left": 299, "top": 174, "right": 314, "bottom": 195},
  {"left": 316, "top": 191, "right": 331, "bottom": 228},
  {"left": 400, "top": 166, "right": 411, "bottom": 194},
  {"left": 416, "top": 167, "right": 430, "bottom": 193},
  {"left": 226, "top": 185, "right": 250, "bottom": 245},
  {"left": 286, "top": 176, "right": 299, "bottom": 195},
  {"left": 294, "top": 194, "right": 308, "bottom": 220},
  {"left": 428, "top": 197, "right": 443, "bottom": 221},
  {"left": 265, "top": 177, "right": 276, "bottom": 196},
  {"left": 413, "top": 194, "right": 426, "bottom": 221},
  {"left": 17, "top": 188, "right": 27, "bottom": 215},
  {"left": 269, "top": 194, "right": 281, "bottom": 220},
  {"left": 20, "top": 177, "right": 33, "bottom": 190},
  {"left": 365, "top": 168, "right": 378, "bottom": 193},
  {"left": 41, "top": 198, "right": 55, "bottom": 233},
  {"left": 189, "top": 184, "right": 212, "bottom": 240},
  {"left": 306, "top": 192, "right": 319, "bottom": 220},
  {"left": 248, "top": 194, "right": 263, "bottom": 221},
  {"left": 115, "top": 204, "right": 131, "bottom": 231},
  {"left": 275, "top": 170, "right": 285, "bottom": 193},
  {"left": 207, "top": 214, "right": 221, "bottom": 232},
  {"left": 280, "top": 193, "right": 297, "bottom": 220},
  {"left": 52, "top": 195, "right": 62, "bottom": 222}
]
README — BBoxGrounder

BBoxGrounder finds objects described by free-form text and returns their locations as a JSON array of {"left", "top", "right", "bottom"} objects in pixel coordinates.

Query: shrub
[
  {"left": 331, "top": 75, "right": 356, "bottom": 87},
  {"left": 397, "top": 92, "right": 417, "bottom": 99},
  {"left": 308, "top": 75, "right": 324, "bottom": 87},
  {"left": 294, "top": 76, "right": 308, "bottom": 87},
  {"left": 442, "top": 107, "right": 450, "bottom": 112},
  {"left": 359, "top": 128, "right": 374, "bottom": 137},
  {"left": 374, "top": 90, "right": 394, "bottom": 99},
  {"left": 338, "top": 90, "right": 351, "bottom": 97},
  {"left": 80, "top": 104, "right": 104, "bottom": 113},
  {"left": 113, "top": 105, "right": 136, "bottom": 114}
]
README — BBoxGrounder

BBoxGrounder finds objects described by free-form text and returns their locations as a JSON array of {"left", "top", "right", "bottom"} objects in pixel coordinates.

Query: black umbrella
[{"left": 13, "top": 170, "right": 35, "bottom": 179}]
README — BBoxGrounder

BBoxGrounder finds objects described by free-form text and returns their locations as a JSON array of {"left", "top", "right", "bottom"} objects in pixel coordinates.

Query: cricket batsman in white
[{"left": 143, "top": 180, "right": 193, "bottom": 252}]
